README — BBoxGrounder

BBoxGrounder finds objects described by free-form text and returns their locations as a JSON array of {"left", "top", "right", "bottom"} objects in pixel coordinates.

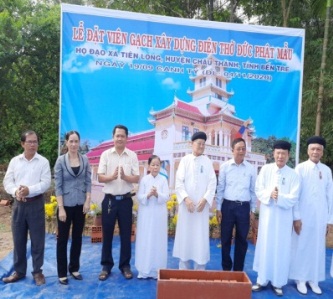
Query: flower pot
[
  {"left": 131, "top": 224, "right": 136, "bottom": 242},
  {"left": 46, "top": 216, "right": 57, "bottom": 234},
  {"left": 94, "top": 215, "right": 102, "bottom": 226},
  {"left": 168, "top": 229, "right": 175, "bottom": 237},
  {"left": 251, "top": 218, "right": 259, "bottom": 245},
  {"left": 211, "top": 228, "right": 220, "bottom": 239}
]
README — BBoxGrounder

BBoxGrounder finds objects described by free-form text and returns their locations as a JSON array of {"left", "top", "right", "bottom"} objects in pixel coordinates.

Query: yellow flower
[
  {"left": 90, "top": 203, "right": 98, "bottom": 211},
  {"left": 172, "top": 214, "right": 178, "bottom": 226},
  {"left": 89, "top": 202, "right": 102, "bottom": 216},
  {"left": 44, "top": 195, "right": 58, "bottom": 219},
  {"left": 45, "top": 203, "right": 55, "bottom": 218},
  {"left": 209, "top": 215, "right": 218, "bottom": 227}
]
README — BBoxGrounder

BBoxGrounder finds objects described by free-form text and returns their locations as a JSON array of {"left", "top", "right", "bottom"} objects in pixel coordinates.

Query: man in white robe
[
  {"left": 289, "top": 136, "right": 333, "bottom": 295},
  {"left": 173, "top": 131, "right": 217, "bottom": 270},
  {"left": 252, "top": 140, "right": 300, "bottom": 297}
]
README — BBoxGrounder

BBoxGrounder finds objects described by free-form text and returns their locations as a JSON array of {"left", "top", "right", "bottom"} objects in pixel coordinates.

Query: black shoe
[
  {"left": 70, "top": 272, "right": 83, "bottom": 280},
  {"left": 59, "top": 277, "right": 68, "bottom": 285}
]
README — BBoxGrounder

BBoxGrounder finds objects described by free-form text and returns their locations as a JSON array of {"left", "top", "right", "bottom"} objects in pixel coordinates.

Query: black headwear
[
  {"left": 273, "top": 140, "right": 291, "bottom": 151},
  {"left": 191, "top": 131, "right": 207, "bottom": 142},
  {"left": 306, "top": 136, "right": 326, "bottom": 148}
]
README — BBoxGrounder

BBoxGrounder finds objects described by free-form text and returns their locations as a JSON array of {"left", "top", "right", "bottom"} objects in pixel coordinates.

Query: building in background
[{"left": 87, "top": 55, "right": 266, "bottom": 199}]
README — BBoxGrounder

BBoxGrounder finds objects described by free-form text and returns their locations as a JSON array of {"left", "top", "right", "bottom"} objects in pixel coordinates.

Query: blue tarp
[{"left": 0, "top": 234, "right": 332, "bottom": 298}]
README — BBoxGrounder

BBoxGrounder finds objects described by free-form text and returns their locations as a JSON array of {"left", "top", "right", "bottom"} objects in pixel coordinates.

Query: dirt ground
[{"left": 0, "top": 204, "right": 13, "bottom": 260}]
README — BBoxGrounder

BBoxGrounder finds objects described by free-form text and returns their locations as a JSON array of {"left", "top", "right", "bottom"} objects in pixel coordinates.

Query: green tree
[
  {"left": 300, "top": 0, "right": 333, "bottom": 166},
  {"left": 92, "top": 0, "right": 208, "bottom": 18},
  {"left": 314, "top": 0, "right": 331, "bottom": 135},
  {"left": 0, "top": 0, "right": 60, "bottom": 166},
  {"left": 252, "top": 136, "right": 296, "bottom": 167},
  {"left": 239, "top": 0, "right": 332, "bottom": 167}
]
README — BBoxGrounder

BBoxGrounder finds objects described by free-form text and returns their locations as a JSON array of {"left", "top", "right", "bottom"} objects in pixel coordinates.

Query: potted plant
[
  {"left": 44, "top": 195, "right": 58, "bottom": 234},
  {"left": 251, "top": 209, "right": 259, "bottom": 245},
  {"left": 209, "top": 214, "right": 220, "bottom": 239},
  {"left": 89, "top": 203, "right": 102, "bottom": 226}
]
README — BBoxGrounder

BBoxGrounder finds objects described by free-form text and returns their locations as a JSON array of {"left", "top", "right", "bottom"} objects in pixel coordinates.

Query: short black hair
[
  {"left": 148, "top": 155, "right": 161, "bottom": 165},
  {"left": 21, "top": 130, "right": 39, "bottom": 142},
  {"left": 231, "top": 138, "right": 245, "bottom": 149},
  {"left": 113, "top": 124, "right": 128, "bottom": 137}
]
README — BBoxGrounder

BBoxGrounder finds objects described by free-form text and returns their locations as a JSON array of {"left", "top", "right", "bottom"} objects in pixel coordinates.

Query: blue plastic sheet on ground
[{"left": 0, "top": 234, "right": 332, "bottom": 298}]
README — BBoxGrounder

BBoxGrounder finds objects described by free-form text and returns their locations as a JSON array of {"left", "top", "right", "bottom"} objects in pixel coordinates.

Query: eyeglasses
[{"left": 25, "top": 140, "right": 38, "bottom": 145}]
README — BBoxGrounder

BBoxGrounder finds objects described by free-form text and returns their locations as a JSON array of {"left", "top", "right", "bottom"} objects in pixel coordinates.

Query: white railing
[{"left": 173, "top": 142, "right": 266, "bottom": 166}]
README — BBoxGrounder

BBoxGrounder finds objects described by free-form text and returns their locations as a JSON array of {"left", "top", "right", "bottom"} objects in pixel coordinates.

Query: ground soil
[
  {"left": 0, "top": 204, "right": 13, "bottom": 260},
  {"left": 0, "top": 169, "right": 13, "bottom": 261}
]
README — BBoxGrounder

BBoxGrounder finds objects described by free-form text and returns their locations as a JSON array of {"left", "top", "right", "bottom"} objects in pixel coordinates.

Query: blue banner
[{"left": 60, "top": 4, "right": 305, "bottom": 191}]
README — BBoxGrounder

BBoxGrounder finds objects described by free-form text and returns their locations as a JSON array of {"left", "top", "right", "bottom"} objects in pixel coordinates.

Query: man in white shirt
[
  {"left": 2, "top": 130, "right": 51, "bottom": 286},
  {"left": 289, "top": 136, "right": 333, "bottom": 295},
  {"left": 173, "top": 131, "right": 217, "bottom": 270},
  {"left": 252, "top": 140, "right": 300, "bottom": 296},
  {"left": 216, "top": 137, "right": 257, "bottom": 271},
  {"left": 97, "top": 124, "right": 139, "bottom": 281}
]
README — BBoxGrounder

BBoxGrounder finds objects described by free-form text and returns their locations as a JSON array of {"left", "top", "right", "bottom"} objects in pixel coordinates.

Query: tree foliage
[
  {"left": 92, "top": 0, "right": 208, "bottom": 18},
  {"left": 0, "top": 0, "right": 60, "bottom": 166},
  {"left": 252, "top": 136, "right": 296, "bottom": 168}
]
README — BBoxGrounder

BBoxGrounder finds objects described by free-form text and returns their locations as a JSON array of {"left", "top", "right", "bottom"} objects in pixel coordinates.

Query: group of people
[
  {"left": 216, "top": 136, "right": 333, "bottom": 296},
  {"left": 2, "top": 129, "right": 92, "bottom": 286},
  {"left": 2, "top": 127, "right": 333, "bottom": 297}
]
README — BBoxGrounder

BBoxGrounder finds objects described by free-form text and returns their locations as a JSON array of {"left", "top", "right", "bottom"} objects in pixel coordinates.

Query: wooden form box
[{"left": 157, "top": 269, "right": 251, "bottom": 299}]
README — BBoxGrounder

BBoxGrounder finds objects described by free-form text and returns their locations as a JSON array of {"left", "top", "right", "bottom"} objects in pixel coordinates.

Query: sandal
[
  {"left": 98, "top": 271, "right": 109, "bottom": 281},
  {"left": 121, "top": 267, "right": 133, "bottom": 279}
]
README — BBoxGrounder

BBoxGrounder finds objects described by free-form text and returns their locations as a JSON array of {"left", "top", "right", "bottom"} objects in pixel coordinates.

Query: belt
[
  {"left": 24, "top": 194, "right": 43, "bottom": 202},
  {"left": 224, "top": 198, "right": 250, "bottom": 205},
  {"left": 108, "top": 192, "right": 132, "bottom": 200}
]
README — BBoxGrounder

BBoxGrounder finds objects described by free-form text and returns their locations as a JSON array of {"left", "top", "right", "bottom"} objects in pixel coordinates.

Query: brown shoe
[
  {"left": 33, "top": 273, "right": 45, "bottom": 286},
  {"left": 2, "top": 272, "right": 25, "bottom": 283},
  {"left": 121, "top": 267, "right": 133, "bottom": 279},
  {"left": 98, "top": 270, "right": 110, "bottom": 281}
]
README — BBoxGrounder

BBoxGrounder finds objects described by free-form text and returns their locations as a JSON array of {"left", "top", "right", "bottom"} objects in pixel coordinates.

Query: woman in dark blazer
[{"left": 54, "top": 131, "right": 92, "bottom": 285}]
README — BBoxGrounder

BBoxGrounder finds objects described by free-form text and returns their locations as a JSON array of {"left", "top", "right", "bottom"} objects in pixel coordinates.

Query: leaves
[
  {"left": 0, "top": 0, "right": 332, "bottom": 170},
  {"left": 0, "top": 1, "right": 60, "bottom": 165}
]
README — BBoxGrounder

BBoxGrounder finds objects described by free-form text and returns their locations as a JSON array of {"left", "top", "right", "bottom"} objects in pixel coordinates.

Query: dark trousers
[
  {"left": 101, "top": 194, "right": 133, "bottom": 272},
  {"left": 11, "top": 198, "right": 45, "bottom": 276},
  {"left": 221, "top": 199, "right": 250, "bottom": 271},
  {"left": 56, "top": 205, "right": 85, "bottom": 278}
]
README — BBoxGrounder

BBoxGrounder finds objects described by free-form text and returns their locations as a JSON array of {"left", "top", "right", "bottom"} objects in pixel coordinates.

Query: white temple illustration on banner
[{"left": 87, "top": 55, "right": 266, "bottom": 197}]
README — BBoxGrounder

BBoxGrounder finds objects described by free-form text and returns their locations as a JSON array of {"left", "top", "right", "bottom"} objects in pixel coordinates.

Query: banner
[{"left": 60, "top": 4, "right": 305, "bottom": 191}]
